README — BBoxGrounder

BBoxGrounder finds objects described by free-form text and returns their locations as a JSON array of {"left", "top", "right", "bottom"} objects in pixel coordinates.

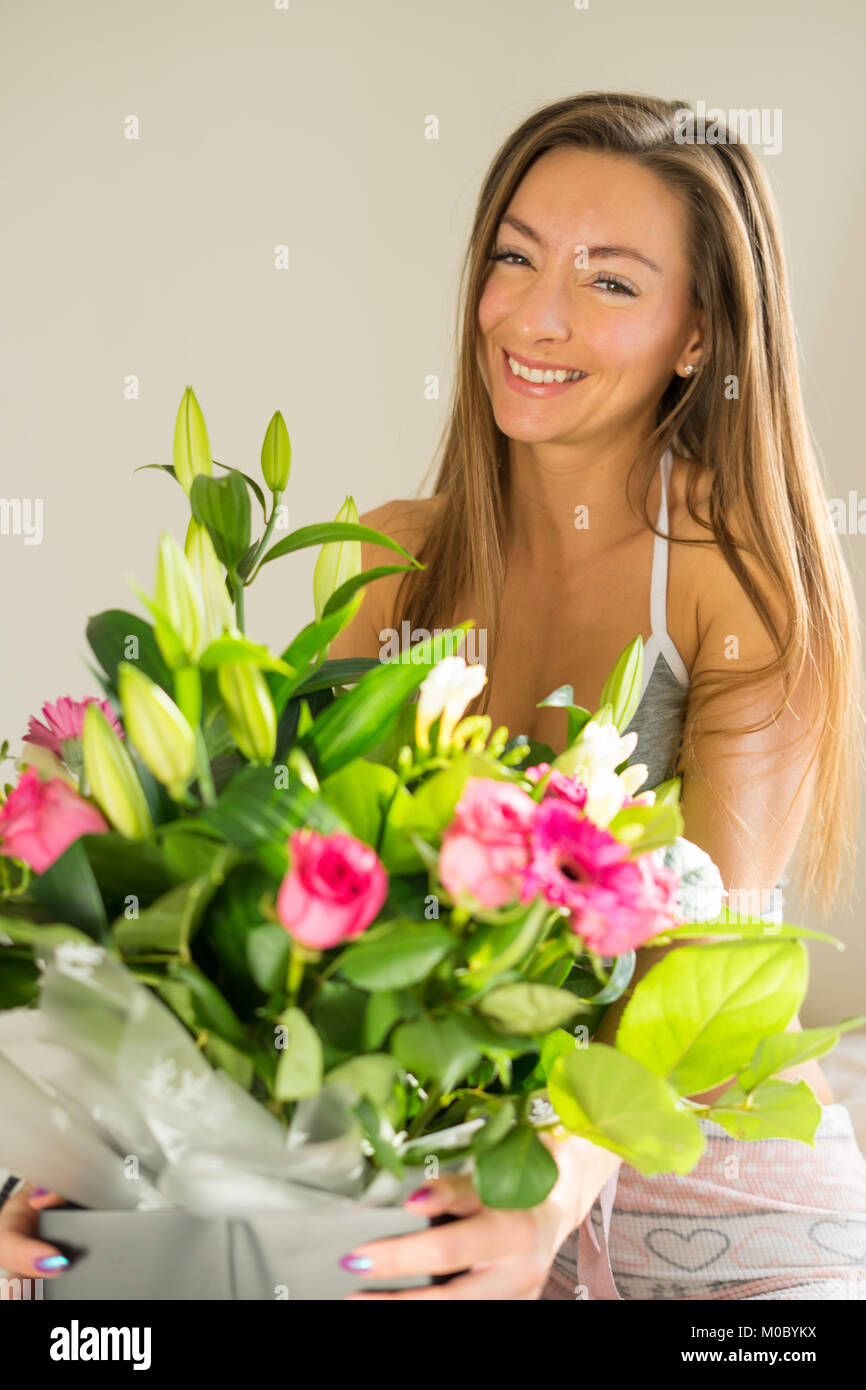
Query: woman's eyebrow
[{"left": 498, "top": 215, "right": 663, "bottom": 274}]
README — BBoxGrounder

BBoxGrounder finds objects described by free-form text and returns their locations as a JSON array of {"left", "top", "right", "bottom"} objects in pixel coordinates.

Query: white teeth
[{"left": 507, "top": 355, "right": 583, "bottom": 383}]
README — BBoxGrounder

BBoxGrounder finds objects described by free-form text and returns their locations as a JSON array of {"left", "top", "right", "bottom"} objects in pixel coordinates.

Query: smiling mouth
[{"left": 504, "top": 350, "right": 587, "bottom": 384}]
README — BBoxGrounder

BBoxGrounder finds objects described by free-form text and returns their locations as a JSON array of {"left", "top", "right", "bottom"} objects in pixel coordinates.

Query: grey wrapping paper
[{"left": 39, "top": 1205, "right": 433, "bottom": 1299}]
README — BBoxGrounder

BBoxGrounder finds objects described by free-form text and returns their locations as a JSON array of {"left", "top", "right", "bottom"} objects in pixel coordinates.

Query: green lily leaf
[{"left": 190, "top": 471, "right": 251, "bottom": 572}]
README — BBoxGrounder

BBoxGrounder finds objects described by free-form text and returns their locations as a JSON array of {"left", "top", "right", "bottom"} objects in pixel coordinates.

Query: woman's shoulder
[{"left": 667, "top": 454, "right": 790, "bottom": 661}]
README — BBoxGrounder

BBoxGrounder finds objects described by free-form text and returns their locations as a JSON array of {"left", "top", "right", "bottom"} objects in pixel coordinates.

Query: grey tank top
[{"left": 621, "top": 447, "right": 787, "bottom": 925}]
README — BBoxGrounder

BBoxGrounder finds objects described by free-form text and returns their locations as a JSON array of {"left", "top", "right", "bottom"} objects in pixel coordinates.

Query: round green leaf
[
  {"left": 548, "top": 1044, "right": 705, "bottom": 1175},
  {"left": 340, "top": 920, "right": 455, "bottom": 991},
  {"left": 473, "top": 1124, "right": 558, "bottom": 1208}
]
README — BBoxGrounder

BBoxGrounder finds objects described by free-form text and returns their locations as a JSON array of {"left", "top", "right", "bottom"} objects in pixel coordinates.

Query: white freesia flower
[
  {"left": 54, "top": 940, "right": 107, "bottom": 986},
  {"left": 415, "top": 656, "right": 488, "bottom": 751}
]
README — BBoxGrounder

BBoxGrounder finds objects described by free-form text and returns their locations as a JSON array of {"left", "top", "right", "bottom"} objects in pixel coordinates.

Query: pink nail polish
[{"left": 406, "top": 1185, "right": 434, "bottom": 1203}]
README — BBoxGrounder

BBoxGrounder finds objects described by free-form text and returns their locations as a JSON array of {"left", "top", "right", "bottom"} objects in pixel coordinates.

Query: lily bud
[
  {"left": 82, "top": 702, "right": 153, "bottom": 839},
  {"left": 313, "top": 496, "right": 361, "bottom": 621},
  {"left": 117, "top": 662, "right": 196, "bottom": 799},
  {"left": 217, "top": 661, "right": 277, "bottom": 764},
  {"left": 184, "top": 519, "right": 235, "bottom": 643},
  {"left": 261, "top": 411, "right": 291, "bottom": 494},
  {"left": 154, "top": 533, "right": 205, "bottom": 665},
  {"left": 173, "top": 386, "right": 213, "bottom": 496}
]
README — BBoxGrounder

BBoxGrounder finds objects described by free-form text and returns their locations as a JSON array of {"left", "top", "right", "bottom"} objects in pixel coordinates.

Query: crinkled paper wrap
[{"left": 0, "top": 942, "right": 474, "bottom": 1216}]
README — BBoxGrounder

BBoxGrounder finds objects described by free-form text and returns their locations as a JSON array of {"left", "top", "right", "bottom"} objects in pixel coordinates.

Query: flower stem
[
  {"left": 194, "top": 727, "right": 217, "bottom": 806},
  {"left": 244, "top": 491, "right": 283, "bottom": 586},
  {"left": 287, "top": 943, "right": 306, "bottom": 1006}
]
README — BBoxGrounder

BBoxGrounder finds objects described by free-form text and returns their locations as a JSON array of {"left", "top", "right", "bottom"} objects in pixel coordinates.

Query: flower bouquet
[{"left": 0, "top": 389, "right": 861, "bottom": 1300}]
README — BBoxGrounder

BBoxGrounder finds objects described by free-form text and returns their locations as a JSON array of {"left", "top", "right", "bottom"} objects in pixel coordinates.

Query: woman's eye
[
  {"left": 593, "top": 275, "right": 637, "bottom": 297},
  {"left": 489, "top": 249, "right": 531, "bottom": 267}
]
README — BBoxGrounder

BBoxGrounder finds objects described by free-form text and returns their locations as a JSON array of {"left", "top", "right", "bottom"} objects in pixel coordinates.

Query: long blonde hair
[{"left": 392, "top": 91, "right": 863, "bottom": 919}]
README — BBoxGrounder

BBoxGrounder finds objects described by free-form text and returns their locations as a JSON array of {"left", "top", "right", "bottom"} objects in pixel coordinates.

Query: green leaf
[
  {"left": 616, "top": 941, "right": 809, "bottom": 1095},
  {"left": 651, "top": 910, "right": 840, "bottom": 946},
  {"left": 190, "top": 471, "right": 251, "bottom": 571},
  {"left": 325, "top": 1053, "right": 401, "bottom": 1115},
  {"left": 31, "top": 836, "right": 109, "bottom": 941},
  {"left": 537, "top": 684, "right": 593, "bottom": 746},
  {"left": 112, "top": 848, "right": 238, "bottom": 955},
  {"left": 473, "top": 1124, "right": 559, "bottom": 1208},
  {"left": 198, "top": 635, "right": 294, "bottom": 676},
  {"left": 737, "top": 1016, "right": 866, "bottom": 1093},
  {"left": 311, "top": 981, "right": 368, "bottom": 1069},
  {"left": 706, "top": 1078, "right": 822, "bottom": 1143},
  {"left": 86, "top": 609, "right": 173, "bottom": 693},
  {"left": 167, "top": 960, "right": 273, "bottom": 1083},
  {"left": 203, "top": 1033, "right": 255, "bottom": 1091},
  {"left": 246, "top": 924, "right": 290, "bottom": 993},
  {"left": 186, "top": 765, "right": 347, "bottom": 872},
  {"left": 213, "top": 460, "right": 268, "bottom": 522},
  {"left": 292, "top": 657, "right": 381, "bottom": 697},
  {"left": 540, "top": 1027, "right": 580, "bottom": 1078},
  {"left": 83, "top": 833, "right": 176, "bottom": 901},
  {"left": 322, "top": 564, "right": 418, "bottom": 619},
  {"left": 274, "top": 1006, "right": 323, "bottom": 1100},
  {"left": 340, "top": 920, "right": 455, "bottom": 991},
  {"left": 320, "top": 759, "right": 406, "bottom": 849},
  {"left": 362, "top": 988, "right": 420, "bottom": 1049},
  {"left": 606, "top": 800, "right": 683, "bottom": 856},
  {"left": 299, "top": 625, "right": 474, "bottom": 778},
  {"left": 355, "top": 1095, "right": 404, "bottom": 1177},
  {"left": 0, "top": 955, "right": 40, "bottom": 1007},
  {"left": 548, "top": 1044, "right": 705, "bottom": 1175},
  {"left": 475, "top": 982, "right": 584, "bottom": 1035},
  {"left": 257, "top": 521, "right": 422, "bottom": 571},
  {"left": 391, "top": 1014, "right": 482, "bottom": 1092}
]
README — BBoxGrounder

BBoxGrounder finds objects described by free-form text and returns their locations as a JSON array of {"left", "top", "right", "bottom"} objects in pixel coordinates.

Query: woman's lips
[{"left": 501, "top": 348, "right": 589, "bottom": 398}]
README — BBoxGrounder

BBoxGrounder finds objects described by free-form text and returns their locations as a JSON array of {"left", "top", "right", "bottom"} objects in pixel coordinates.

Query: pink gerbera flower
[
  {"left": 24, "top": 696, "right": 123, "bottom": 763},
  {"left": 521, "top": 798, "right": 679, "bottom": 954}
]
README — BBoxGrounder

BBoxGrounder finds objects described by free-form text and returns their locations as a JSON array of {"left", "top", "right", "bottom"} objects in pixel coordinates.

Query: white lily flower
[
  {"left": 553, "top": 719, "right": 638, "bottom": 785},
  {"left": 583, "top": 768, "right": 629, "bottom": 827},
  {"left": 620, "top": 761, "right": 650, "bottom": 797},
  {"left": 416, "top": 656, "right": 488, "bottom": 751}
]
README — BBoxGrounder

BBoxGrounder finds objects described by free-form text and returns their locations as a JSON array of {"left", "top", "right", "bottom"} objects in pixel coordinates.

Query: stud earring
[{"left": 683, "top": 364, "right": 695, "bottom": 376}]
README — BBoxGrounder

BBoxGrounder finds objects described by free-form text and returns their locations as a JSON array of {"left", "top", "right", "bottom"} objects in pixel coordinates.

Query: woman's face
[{"left": 477, "top": 146, "right": 703, "bottom": 447}]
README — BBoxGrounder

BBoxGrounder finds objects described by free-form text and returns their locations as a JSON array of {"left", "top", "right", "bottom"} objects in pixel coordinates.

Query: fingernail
[
  {"left": 339, "top": 1255, "right": 373, "bottom": 1272},
  {"left": 30, "top": 1187, "right": 50, "bottom": 1197},
  {"left": 406, "top": 1185, "right": 434, "bottom": 1204},
  {"left": 35, "top": 1254, "right": 68, "bottom": 1272}
]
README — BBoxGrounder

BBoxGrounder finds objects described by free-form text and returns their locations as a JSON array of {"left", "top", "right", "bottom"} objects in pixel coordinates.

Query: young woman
[{"left": 2, "top": 90, "right": 865, "bottom": 1301}]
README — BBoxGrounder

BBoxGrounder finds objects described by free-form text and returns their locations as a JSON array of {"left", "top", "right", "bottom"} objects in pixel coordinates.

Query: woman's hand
[
  {"left": 0, "top": 1185, "right": 68, "bottom": 1297},
  {"left": 342, "top": 1132, "right": 621, "bottom": 1300}
]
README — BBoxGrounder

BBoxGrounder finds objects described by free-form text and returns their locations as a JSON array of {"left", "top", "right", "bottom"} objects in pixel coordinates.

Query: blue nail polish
[
  {"left": 35, "top": 1254, "right": 69, "bottom": 1272},
  {"left": 339, "top": 1255, "right": 373, "bottom": 1272}
]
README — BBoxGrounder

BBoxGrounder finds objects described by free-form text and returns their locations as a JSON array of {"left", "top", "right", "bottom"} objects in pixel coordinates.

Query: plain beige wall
[{"left": 1, "top": 0, "right": 864, "bottom": 1019}]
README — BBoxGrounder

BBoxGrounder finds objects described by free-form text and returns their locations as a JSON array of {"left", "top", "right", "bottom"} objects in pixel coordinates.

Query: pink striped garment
[{"left": 542, "top": 1103, "right": 866, "bottom": 1300}]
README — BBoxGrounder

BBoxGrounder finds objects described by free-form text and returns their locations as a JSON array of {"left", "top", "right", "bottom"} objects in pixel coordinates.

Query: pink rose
[
  {"left": 24, "top": 696, "right": 123, "bottom": 761},
  {"left": 0, "top": 766, "right": 109, "bottom": 874},
  {"left": 439, "top": 777, "right": 537, "bottom": 909},
  {"left": 276, "top": 828, "right": 388, "bottom": 950}
]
